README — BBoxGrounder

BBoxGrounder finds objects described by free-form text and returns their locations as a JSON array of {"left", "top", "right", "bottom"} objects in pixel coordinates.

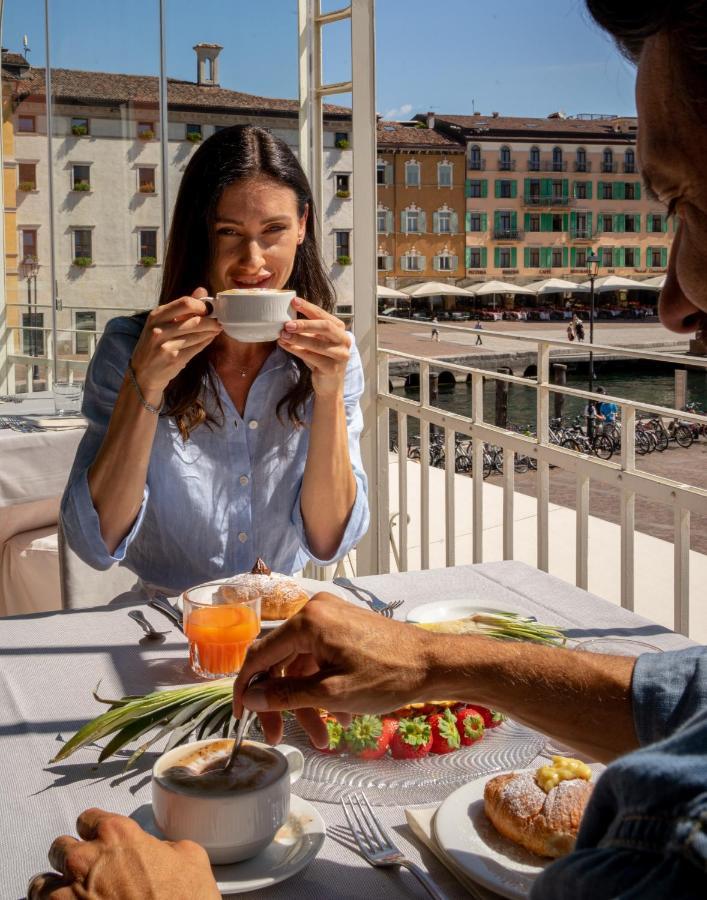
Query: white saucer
[
  {"left": 406, "top": 600, "right": 502, "bottom": 625},
  {"left": 132, "top": 794, "right": 325, "bottom": 894}
]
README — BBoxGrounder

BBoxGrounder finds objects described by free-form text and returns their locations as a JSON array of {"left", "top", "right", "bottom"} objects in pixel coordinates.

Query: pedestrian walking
[
  {"left": 474, "top": 319, "right": 483, "bottom": 345},
  {"left": 431, "top": 316, "right": 440, "bottom": 342},
  {"left": 567, "top": 322, "right": 576, "bottom": 342}
]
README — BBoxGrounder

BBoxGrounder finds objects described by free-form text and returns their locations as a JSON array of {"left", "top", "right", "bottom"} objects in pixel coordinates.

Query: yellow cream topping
[{"left": 535, "top": 755, "right": 592, "bottom": 793}]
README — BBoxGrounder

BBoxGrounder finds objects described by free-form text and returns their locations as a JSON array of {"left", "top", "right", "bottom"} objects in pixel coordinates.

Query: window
[
  {"left": 527, "top": 179, "right": 541, "bottom": 199},
  {"left": 602, "top": 215, "right": 613, "bottom": 232},
  {"left": 551, "top": 214, "right": 563, "bottom": 232},
  {"left": 528, "top": 214, "right": 540, "bottom": 232},
  {"left": 575, "top": 248, "right": 587, "bottom": 268},
  {"left": 335, "top": 173, "right": 350, "bottom": 196},
  {"left": 406, "top": 209, "right": 420, "bottom": 232},
  {"left": 650, "top": 247, "right": 664, "bottom": 266},
  {"left": 72, "top": 164, "right": 91, "bottom": 191},
  {"left": 377, "top": 160, "right": 391, "bottom": 186},
  {"left": 137, "top": 121, "right": 154, "bottom": 139},
  {"left": 186, "top": 123, "right": 202, "bottom": 140},
  {"left": 469, "top": 145, "right": 482, "bottom": 170},
  {"left": 602, "top": 182, "right": 614, "bottom": 200},
  {"left": 21, "top": 228, "right": 38, "bottom": 261},
  {"left": 499, "top": 180, "right": 513, "bottom": 198},
  {"left": 467, "top": 180, "right": 483, "bottom": 198},
  {"left": 551, "top": 248, "right": 563, "bottom": 267},
  {"left": 438, "top": 162, "right": 452, "bottom": 187},
  {"left": 405, "top": 161, "right": 420, "bottom": 187},
  {"left": 22, "top": 311, "right": 44, "bottom": 356},
  {"left": 436, "top": 253, "right": 455, "bottom": 271},
  {"left": 468, "top": 212, "right": 482, "bottom": 231},
  {"left": 601, "top": 247, "right": 614, "bottom": 266},
  {"left": 402, "top": 253, "right": 423, "bottom": 271},
  {"left": 529, "top": 146, "right": 540, "bottom": 171},
  {"left": 499, "top": 146, "right": 512, "bottom": 170},
  {"left": 139, "top": 229, "right": 158, "bottom": 262},
  {"left": 437, "top": 210, "right": 451, "bottom": 233},
  {"left": 551, "top": 180, "right": 564, "bottom": 199},
  {"left": 18, "top": 114, "right": 35, "bottom": 133},
  {"left": 602, "top": 147, "right": 614, "bottom": 172},
  {"left": 528, "top": 248, "right": 541, "bottom": 267},
  {"left": 624, "top": 149, "right": 636, "bottom": 173},
  {"left": 335, "top": 131, "right": 349, "bottom": 148},
  {"left": 335, "top": 230, "right": 351, "bottom": 261},
  {"left": 72, "top": 229, "right": 92, "bottom": 262},
  {"left": 468, "top": 248, "right": 482, "bottom": 268},
  {"left": 575, "top": 213, "right": 588, "bottom": 234},
  {"left": 576, "top": 147, "right": 587, "bottom": 172},
  {"left": 625, "top": 182, "right": 636, "bottom": 200},
  {"left": 498, "top": 211, "right": 513, "bottom": 233},
  {"left": 377, "top": 209, "right": 387, "bottom": 233},
  {"left": 138, "top": 167, "right": 156, "bottom": 193},
  {"left": 624, "top": 248, "right": 638, "bottom": 267},
  {"left": 650, "top": 214, "right": 663, "bottom": 232},
  {"left": 552, "top": 146, "right": 563, "bottom": 171},
  {"left": 74, "top": 311, "right": 96, "bottom": 355},
  {"left": 377, "top": 254, "right": 392, "bottom": 271},
  {"left": 625, "top": 214, "right": 638, "bottom": 232},
  {"left": 575, "top": 182, "right": 588, "bottom": 200},
  {"left": 498, "top": 248, "right": 512, "bottom": 267},
  {"left": 71, "top": 117, "right": 89, "bottom": 136},
  {"left": 18, "top": 162, "right": 37, "bottom": 191}
]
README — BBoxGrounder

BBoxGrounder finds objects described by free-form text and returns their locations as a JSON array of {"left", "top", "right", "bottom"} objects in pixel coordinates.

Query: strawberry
[
  {"left": 315, "top": 715, "right": 344, "bottom": 754},
  {"left": 468, "top": 705, "right": 506, "bottom": 729},
  {"left": 455, "top": 707, "right": 485, "bottom": 746},
  {"left": 389, "top": 716, "right": 433, "bottom": 760},
  {"left": 344, "top": 715, "right": 398, "bottom": 760},
  {"left": 428, "top": 708, "right": 461, "bottom": 754}
]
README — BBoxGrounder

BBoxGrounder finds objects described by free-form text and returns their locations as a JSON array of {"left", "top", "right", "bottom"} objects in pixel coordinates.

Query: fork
[
  {"left": 334, "top": 578, "right": 404, "bottom": 618},
  {"left": 342, "top": 792, "right": 449, "bottom": 900}
]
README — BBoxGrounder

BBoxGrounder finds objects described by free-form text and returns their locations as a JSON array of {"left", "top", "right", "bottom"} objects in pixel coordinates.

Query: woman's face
[
  {"left": 637, "top": 35, "right": 707, "bottom": 334},
  {"left": 209, "top": 175, "right": 307, "bottom": 293}
]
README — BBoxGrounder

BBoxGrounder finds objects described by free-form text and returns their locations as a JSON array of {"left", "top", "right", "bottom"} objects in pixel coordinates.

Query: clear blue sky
[{"left": 3, "top": 0, "right": 637, "bottom": 118}]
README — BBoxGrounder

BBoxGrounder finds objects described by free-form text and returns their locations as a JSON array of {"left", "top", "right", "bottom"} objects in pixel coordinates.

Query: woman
[{"left": 60, "top": 125, "right": 369, "bottom": 595}]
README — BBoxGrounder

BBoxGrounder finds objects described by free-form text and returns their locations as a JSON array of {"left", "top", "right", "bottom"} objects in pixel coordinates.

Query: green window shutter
[
  {"left": 480, "top": 247, "right": 487, "bottom": 267},
  {"left": 510, "top": 181, "right": 518, "bottom": 198},
  {"left": 465, "top": 211, "right": 471, "bottom": 231},
  {"left": 481, "top": 179, "right": 488, "bottom": 198},
  {"left": 510, "top": 211, "right": 518, "bottom": 230},
  {"left": 570, "top": 247, "right": 576, "bottom": 267},
  {"left": 524, "top": 247, "right": 530, "bottom": 267},
  {"left": 494, "top": 211, "right": 502, "bottom": 231},
  {"left": 481, "top": 213, "right": 488, "bottom": 231},
  {"left": 494, "top": 247, "right": 500, "bottom": 267},
  {"left": 616, "top": 247, "right": 625, "bottom": 267},
  {"left": 635, "top": 247, "right": 641, "bottom": 266},
  {"left": 465, "top": 246, "right": 471, "bottom": 268},
  {"left": 635, "top": 214, "right": 640, "bottom": 232},
  {"left": 562, "top": 178, "right": 569, "bottom": 198},
  {"left": 562, "top": 213, "right": 569, "bottom": 231},
  {"left": 494, "top": 180, "right": 501, "bottom": 198},
  {"left": 540, "top": 247, "right": 550, "bottom": 267},
  {"left": 540, "top": 213, "right": 551, "bottom": 231},
  {"left": 646, "top": 216, "right": 653, "bottom": 233},
  {"left": 400, "top": 211, "right": 407, "bottom": 233},
  {"left": 524, "top": 213, "right": 531, "bottom": 230},
  {"left": 597, "top": 213, "right": 603, "bottom": 231},
  {"left": 662, "top": 215, "right": 668, "bottom": 233},
  {"left": 586, "top": 181, "right": 593, "bottom": 200},
  {"left": 614, "top": 182, "right": 625, "bottom": 200},
  {"left": 635, "top": 181, "right": 641, "bottom": 200},
  {"left": 587, "top": 212, "right": 593, "bottom": 233},
  {"left": 616, "top": 214, "right": 625, "bottom": 231},
  {"left": 541, "top": 178, "right": 552, "bottom": 198},
  {"left": 569, "top": 211, "right": 577, "bottom": 231},
  {"left": 510, "top": 248, "right": 517, "bottom": 267},
  {"left": 465, "top": 179, "right": 471, "bottom": 198},
  {"left": 562, "top": 247, "right": 568, "bottom": 267},
  {"left": 524, "top": 178, "right": 531, "bottom": 198},
  {"left": 661, "top": 247, "right": 668, "bottom": 266}
]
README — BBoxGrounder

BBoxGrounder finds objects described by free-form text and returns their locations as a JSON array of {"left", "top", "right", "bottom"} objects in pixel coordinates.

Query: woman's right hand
[{"left": 129, "top": 288, "right": 222, "bottom": 397}]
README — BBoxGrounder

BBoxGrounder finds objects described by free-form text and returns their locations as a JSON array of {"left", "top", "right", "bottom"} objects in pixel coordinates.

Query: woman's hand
[
  {"left": 277, "top": 297, "right": 351, "bottom": 398},
  {"left": 130, "top": 287, "right": 223, "bottom": 400}
]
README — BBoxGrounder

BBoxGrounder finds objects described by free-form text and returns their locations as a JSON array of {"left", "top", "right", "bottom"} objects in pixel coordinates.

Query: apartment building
[
  {"left": 426, "top": 112, "right": 672, "bottom": 285},
  {"left": 376, "top": 120, "right": 466, "bottom": 294},
  {"left": 4, "top": 45, "right": 353, "bottom": 358}
]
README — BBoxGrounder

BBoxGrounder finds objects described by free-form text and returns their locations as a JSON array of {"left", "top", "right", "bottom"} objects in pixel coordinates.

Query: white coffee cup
[
  {"left": 151, "top": 739, "right": 304, "bottom": 864},
  {"left": 206, "top": 288, "right": 296, "bottom": 342}
]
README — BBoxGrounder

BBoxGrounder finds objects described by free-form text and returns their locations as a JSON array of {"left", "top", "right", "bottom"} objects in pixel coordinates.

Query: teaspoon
[{"left": 223, "top": 672, "right": 268, "bottom": 773}]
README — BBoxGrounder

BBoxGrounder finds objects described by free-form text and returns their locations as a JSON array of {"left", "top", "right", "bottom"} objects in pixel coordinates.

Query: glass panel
[
  {"left": 139, "top": 230, "right": 157, "bottom": 261},
  {"left": 72, "top": 165, "right": 91, "bottom": 190}
]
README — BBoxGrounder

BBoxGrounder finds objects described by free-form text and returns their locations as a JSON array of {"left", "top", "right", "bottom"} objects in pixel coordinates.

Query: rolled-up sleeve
[
  {"left": 292, "top": 335, "right": 370, "bottom": 566},
  {"left": 60, "top": 318, "right": 149, "bottom": 570},
  {"left": 632, "top": 646, "right": 707, "bottom": 746}
]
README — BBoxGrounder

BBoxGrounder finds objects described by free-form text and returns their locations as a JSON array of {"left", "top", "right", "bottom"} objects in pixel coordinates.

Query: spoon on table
[
  {"left": 147, "top": 595, "right": 184, "bottom": 632},
  {"left": 128, "top": 609, "right": 170, "bottom": 640},
  {"left": 222, "top": 672, "right": 269, "bottom": 773}
]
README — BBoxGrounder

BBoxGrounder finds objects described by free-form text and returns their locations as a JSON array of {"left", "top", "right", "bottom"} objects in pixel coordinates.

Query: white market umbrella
[
  {"left": 377, "top": 284, "right": 410, "bottom": 299},
  {"left": 578, "top": 275, "right": 653, "bottom": 293},
  {"left": 403, "top": 281, "right": 476, "bottom": 298},
  {"left": 524, "top": 278, "right": 590, "bottom": 295},
  {"left": 638, "top": 275, "right": 666, "bottom": 289},
  {"left": 471, "top": 280, "right": 535, "bottom": 296}
]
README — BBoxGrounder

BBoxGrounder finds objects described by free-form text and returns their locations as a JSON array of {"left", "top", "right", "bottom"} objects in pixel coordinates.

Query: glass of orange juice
[{"left": 182, "top": 582, "right": 260, "bottom": 679}]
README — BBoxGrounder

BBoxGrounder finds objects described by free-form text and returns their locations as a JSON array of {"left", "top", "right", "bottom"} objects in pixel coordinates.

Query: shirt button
[
  {"left": 248, "top": 419, "right": 258, "bottom": 430},
  {"left": 239, "top": 475, "right": 249, "bottom": 486},
  {"left": 238, "top": 532, "right": 248, "bottom": 543}
]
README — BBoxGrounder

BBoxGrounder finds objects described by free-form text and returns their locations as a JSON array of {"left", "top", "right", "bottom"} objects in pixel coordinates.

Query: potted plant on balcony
[
  {"left": 337, "top": 254, "right": 352, "bottom": 266},
  {"left": 336, "top": 189, "right": 351, "bottom": 199},
  {"left": 139, "top": 182, "right": 155, "bottom": 194},
  {"left": 18, "top": 181, "right": 35, "bottom": 192},
  {"left": 140, "top": 256, "right": 157, "bottom": 267},
  {"left": 71, "top": 124, "right": 88, "bottom": 137},
  {"left": 72, "top": 256, "right": 92, "bottom": 267},
  {"left": 335, "top": 137, "right": 350, "bottom": 149},
  {"left": 138, "top": 130, "right": 154, "bottom": 141},
  {"left": 186, "top": 131, "right": 202, "bottom": 143},
  {"left": 73, "top": 181, "right": 90, "bottom": 192}
]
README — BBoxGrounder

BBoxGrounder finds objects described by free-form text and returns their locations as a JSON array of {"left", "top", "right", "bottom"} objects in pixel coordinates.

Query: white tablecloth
[{"left": 0, "top": 561, "right": 694, "bottom": 899}]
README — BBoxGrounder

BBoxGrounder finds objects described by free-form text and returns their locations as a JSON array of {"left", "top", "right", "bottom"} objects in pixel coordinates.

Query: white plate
[
  {"left": 433, "top": 771, "right": 548, "bottom": 899},
  {"left": 406, "top": 600, "right": 505, "bottom": 625},
  {"left": 132, "top": 793, "right": 325, "bottom": 894}
]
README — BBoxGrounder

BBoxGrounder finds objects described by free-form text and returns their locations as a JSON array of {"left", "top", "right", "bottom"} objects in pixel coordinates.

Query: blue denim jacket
[{"left": 533, "top": 647, "right": 707, "bottom": 899}]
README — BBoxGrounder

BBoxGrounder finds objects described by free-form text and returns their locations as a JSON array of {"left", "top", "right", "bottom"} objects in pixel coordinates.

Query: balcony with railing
[
  {"left": 570, "top": 228, "right": 593, "bottom": 240},
  {"left": 528, "top": 160, "right": 568, "bottom": 171},
  {"left": 497, "top": 159, "right": 517, "bottom": 171},
  {"left": 574, "top": 160, "right": 592, "bottom": 172},
  {"left": 523, "top": 194, "right": 573, "bottom": 207},
  {"left": 601, "top": 161, "right": 619, "bottom": 173},
  {"left": 492, "top": 228, "right": 523, "bottom": 241},
  {"left": 468, "top": 158, "right": 486, "bottom": 170}
]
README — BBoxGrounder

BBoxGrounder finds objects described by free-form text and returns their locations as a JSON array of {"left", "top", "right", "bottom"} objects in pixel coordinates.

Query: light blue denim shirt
[
  {"left": 60, "top": 315, "right": 369, "bottom": 593},
  {"left": 533, "top": 647, "right": 707, "bottom": 899}
]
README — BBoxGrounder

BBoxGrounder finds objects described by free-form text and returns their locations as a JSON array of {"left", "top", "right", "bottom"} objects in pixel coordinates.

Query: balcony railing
[
  {"left": 493, "top": 228, "right": 523, "bottom": 241},
  {"left": 523, "top": 195, "right": 573, "bottom": 207},
  {"left": 623, "top": 163, "right": 637, "bottom": 173},
  {"left": 601, "top": 161, "right": 619, "bottom": 173},
  {"left": 498, "top": 159, "right": 516, "bottom": 171},
  {"left": 570, "top": 228, "right": 592, "bottom": 240},
  {"left": 528, "top": 161, "right": 568, "bottom": 171},
  {"left": 376, "top": 318, "right": 707, "bottom": 638},
  {"left": 573, "top": 160, "right": 592, "bottom": 172},
  {"left": 468, "top": 159, "right": 486, "bottom": 170}
]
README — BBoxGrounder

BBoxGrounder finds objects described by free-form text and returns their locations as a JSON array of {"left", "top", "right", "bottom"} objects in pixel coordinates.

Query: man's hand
[
  {"left": 234, "top": 594, "right": 435, "bottom": 747},
  {"left": 28, "top": 808, "right": 219, "bottom": 900}
]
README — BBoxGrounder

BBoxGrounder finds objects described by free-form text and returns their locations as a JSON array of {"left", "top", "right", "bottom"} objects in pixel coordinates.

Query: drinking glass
[
  {"left": 52, "top": 381, "right": 83, "bottom": 414},
  {"left": 182, "top": 582, "right": 260, "bottom": 679}
]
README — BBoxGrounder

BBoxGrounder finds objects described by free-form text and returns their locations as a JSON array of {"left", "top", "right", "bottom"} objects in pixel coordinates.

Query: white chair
[{"left": 58, "top": 520, "right": 139, "bottom": 609}]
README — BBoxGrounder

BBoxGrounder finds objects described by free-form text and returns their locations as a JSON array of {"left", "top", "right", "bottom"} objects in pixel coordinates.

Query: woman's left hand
[{"left": 278, "top": 297, "right": 351, "bottom": 398}]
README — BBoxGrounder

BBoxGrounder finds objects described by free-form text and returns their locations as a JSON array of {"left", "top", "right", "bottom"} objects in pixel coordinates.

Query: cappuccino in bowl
[
  {"left": 152, "top": 738, "right": 304, "bottom": 863},
  {"left": 206, "top": 288, "right": 295, "bottom": 342}
]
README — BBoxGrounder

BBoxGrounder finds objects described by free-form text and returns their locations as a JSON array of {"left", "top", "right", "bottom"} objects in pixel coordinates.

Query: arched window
[
  {"left": 602, "top": 147, "right": 614, "bottom": 172},
  {"left": 552, "top": 146, "right": 563, "bottom": 171},
  {"left": 437, "top": 160, "right": 453, "bottom": 187},
  {"left": 499, "top": 145, "right": 512, "bottom": 171},
  {"left": 624, "top": 148, "right": 636, "bottom": 173},
  {"left": 469, "top": 144, "right": 482, "bottom": 170},
  {"left": 529, "top": 146, "right": 540, "bottom": 171},
  {"left": 576, "top": 147, "right": 587, "bottom": 172}
]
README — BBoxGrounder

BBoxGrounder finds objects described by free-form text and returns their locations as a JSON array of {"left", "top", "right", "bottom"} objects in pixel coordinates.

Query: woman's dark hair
[
  {"left": 586, "top": 1, "right": 707, "bottom": 106},
  {"left": 158, "top": 124, "right": 335, "bottom": 439}
]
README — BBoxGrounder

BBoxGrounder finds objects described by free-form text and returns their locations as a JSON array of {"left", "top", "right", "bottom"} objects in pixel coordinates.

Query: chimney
[
  {"left": 491, "top": 111, "right": 499, "bottom": 118},
  {"left": 426, "top": 111, "right": 435, "bottom": 129},
  {"left": 193, "top": 42, "right": 223, "bottom": 86}
]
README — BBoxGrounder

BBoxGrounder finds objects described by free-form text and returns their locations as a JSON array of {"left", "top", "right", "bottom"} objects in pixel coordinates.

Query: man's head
[{"left": 586, "top": 1, "right": 707, "bottom": 335}]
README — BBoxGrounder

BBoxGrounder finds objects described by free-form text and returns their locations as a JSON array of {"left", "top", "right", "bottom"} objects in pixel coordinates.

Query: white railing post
[
  {"left": 420, "top": 361, "right": 430, "bottom": 569},
  {"left": 377, "top": 353, "right": 390, "bottom": 574},
  {"left": 576, "top": 474, "right": 589, "bottom": 589},
  {"left": 502, "top": 449, "right": 514, "bottom": 560},
  {"left": 674, "top": 506, "right": 690, "bottom": 636},
  {"left": 471, "top": 371, "right": 484, "bottom": 564},
  {"left": 620, "top": 404, "right": 636, "bottom": 610},
  {"left": 397, "top": 411, "right": 408, "bottom": 572},
  {"left": 536, "top": 342, "right": 550, "bottom": 572},
  {"left": 444, "top": 425, "right": 456, "bottom": 567}
]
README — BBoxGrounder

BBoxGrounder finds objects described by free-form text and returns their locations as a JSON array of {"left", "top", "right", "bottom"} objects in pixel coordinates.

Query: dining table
[{"left": 0, "top": 560, "right": 694, "bottom": 900}]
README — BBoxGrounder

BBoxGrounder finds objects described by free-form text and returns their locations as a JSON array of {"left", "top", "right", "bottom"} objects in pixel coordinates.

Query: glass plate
[{"left": 278, "top": 717, "right": 546, "bottom": 806}]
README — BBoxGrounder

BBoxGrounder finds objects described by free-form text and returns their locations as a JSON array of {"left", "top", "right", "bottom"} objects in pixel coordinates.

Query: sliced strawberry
[
  {"left": 468, "top": 705, "right": 506, "bottom": 729},
  {"left": 455, "top": 708, "right": 485, "bottom": 746},
  {"left": 344, "top": 715, "right": 398, "bottom": 760},
  {"left": 428, "top": 708, "right": 461, "bottom": 754},
  {"left": 389, "top": 716, "right": 433, "bottom": 760},
  {"left": 315, "top": 715, "right": 344, "bottom": 754}
]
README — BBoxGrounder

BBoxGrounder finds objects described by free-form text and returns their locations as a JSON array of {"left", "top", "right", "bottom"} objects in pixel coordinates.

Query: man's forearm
[{"left": 425, "top": 634, "right": 638, "bottom": 762}]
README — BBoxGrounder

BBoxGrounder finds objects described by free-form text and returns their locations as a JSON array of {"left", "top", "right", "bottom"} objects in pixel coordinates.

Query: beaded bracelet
[{"left": 127, "top": 361, "right": 164, "bottom": 415}]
